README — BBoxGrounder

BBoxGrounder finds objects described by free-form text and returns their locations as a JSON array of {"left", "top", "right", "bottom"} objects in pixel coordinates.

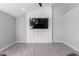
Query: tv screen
[{"left": 30, "top": 18, "right": 48, "bottom": 29}]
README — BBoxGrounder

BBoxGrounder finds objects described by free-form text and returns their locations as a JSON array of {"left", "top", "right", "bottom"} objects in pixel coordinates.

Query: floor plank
[{"left": 0, "top": 42, "right": 79, "bottom": 56}]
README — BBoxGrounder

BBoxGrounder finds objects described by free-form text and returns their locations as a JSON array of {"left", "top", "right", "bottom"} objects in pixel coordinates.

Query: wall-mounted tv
[{"left": 30, "top": 18, "right": 48, "bottom": 29}]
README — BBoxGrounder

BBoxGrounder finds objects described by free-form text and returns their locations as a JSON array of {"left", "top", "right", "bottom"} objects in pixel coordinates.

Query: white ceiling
[
  {"left": 0, "top": 3, "right": 52, "bottom": 18},
  {"left": 53, "top": 3, "right": 79, "bottom": 14},
  {"left": 0, "top": 3, "right": 79, "bottom": 18}
]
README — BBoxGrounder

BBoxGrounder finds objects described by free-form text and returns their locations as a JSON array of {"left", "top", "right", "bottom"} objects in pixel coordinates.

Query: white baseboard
[
  {"left": 53, "top": 41, "right": 62, "bottom": 43},
  {"left": 0, "top": 41, "right": 15, "bottom": 51},
  {"left": 16, "top": 41, "right": 26, "bottom": 43},
  {"left": 61, "top": 41, "right": 79, "bottom": 52},
  {"left": 53, "top": 41, "right": 79, "bottom": 52},
  {"left": 16, "top": 41, "right": 53, "bottom": 43}
]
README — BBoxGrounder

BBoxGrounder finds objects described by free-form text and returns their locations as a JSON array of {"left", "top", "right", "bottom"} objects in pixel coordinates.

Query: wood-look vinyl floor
[{"left": 0, "top": 42, "right": 79, "bottom": 56}]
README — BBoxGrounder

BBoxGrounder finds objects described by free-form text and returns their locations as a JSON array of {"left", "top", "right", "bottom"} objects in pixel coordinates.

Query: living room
[{"left": 0, "top": 2, "right": 79, "bottom": 56}]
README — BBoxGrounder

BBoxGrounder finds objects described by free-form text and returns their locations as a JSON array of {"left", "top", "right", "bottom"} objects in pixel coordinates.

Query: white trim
[
  {"left": 0, "top": 41, "right": 15, "bottom": 51},
  {"left": 61, "top": 41, "right": 79, "bottom": 52},
  {"left": 16, "top": 41, "right": 53, "bottom": 43},
  {"left": 16, "top": 41, "right": 26, "bottom": 43},
  {"left": 26, "top": 41, "right": 53, "bottom": 43},
  {"left": 53, "top": 41, "right": 79, "bottom": 52},
  {"left": 53, "top": 41, "right": 62, "bottom": 43}
]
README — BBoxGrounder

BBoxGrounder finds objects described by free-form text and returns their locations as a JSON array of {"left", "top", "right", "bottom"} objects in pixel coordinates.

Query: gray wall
[
  {"left": 16, "top": 5, "right": 63, "bottom": 43},
  {"left": 26, "top": 5, "right": 53, "bottom": 43},
  {"left": 0, "top": 11, "right": 16, "bottom": 50},
  {"left": 63, "top": 7, "right": 79, "bottom": 51},
  {"left": 16, "top": 15, "right": 26, "bottom": 42},
  {"left": 16, "top": 5, "right": 53, "bottom": 43},
  {"left": 53, "top": 6, "right": 64, "bottom": 42}
]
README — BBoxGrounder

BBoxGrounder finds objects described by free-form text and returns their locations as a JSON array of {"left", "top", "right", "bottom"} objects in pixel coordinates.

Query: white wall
[
  {"left": 63, "top": 7, "right": 79, "bottom": 51},
  {"left": 53, "top": 4, "right": 79, "bottom": 51},
  {"left": 15, "top": 4, "right": 79, "bottom": 51},
  {"left": 53, "top": 7, "right": 64, "bottom": 42},
  {"left": 16, "top": 15, "right": 26, "bottom": 42},
  {"left": 16, "top": 4, "right": 64, "bottom": 43},
  {"left": 26, "top": 5, "right": 53, "bottom": 43},
  {"left": 0, "top": 11, "right": 16, "bottom": 49},
  {"left": 16, "top": 5, "right": 63, "bottom": 43}
]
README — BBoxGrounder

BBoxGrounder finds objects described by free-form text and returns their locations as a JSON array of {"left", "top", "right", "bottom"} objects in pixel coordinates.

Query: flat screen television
[{"left": 30, "top": 18, "right": 48, "bottom": 29}]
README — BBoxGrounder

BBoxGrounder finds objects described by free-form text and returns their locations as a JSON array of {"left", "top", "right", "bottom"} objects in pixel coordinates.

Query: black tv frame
[{"left": 30, "top": 18, "right": 48, "bottom": 29}]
